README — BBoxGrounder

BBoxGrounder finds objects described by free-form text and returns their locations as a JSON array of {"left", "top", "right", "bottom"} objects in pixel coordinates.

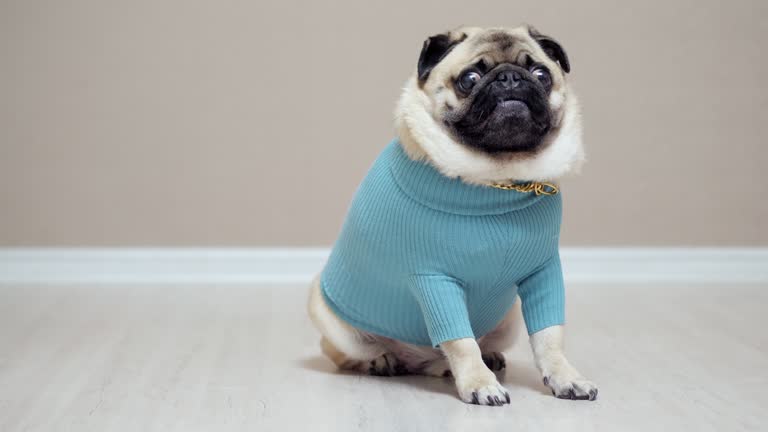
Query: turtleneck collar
[{"left": 385, "top": 140, "right": 551, "bottom": 216}]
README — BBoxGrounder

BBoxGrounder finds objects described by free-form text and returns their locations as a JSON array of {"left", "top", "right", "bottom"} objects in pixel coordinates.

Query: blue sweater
[{"left": 321, "top": 140, "right": 565, "bottom": 347}]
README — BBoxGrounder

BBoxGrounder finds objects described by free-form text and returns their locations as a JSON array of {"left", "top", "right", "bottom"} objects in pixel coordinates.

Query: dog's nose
[{"left": 495, "top": 70, "right": 522, "bottom": 88}]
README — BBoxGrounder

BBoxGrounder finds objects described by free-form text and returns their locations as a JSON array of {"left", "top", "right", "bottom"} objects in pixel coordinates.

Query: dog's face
[{"left": 395, "top": 25, "right": 584, "bottom": 183}]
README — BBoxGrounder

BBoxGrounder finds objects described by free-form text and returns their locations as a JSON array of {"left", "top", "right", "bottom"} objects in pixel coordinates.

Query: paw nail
[
  {"left": 471, "top": 391, "right": 479, "bottom": 404},
  {"left": 505, "top": 392, "right": 510, "bottom": 403},
  {"left": 589, "top": 389, "right": 598, "bottom": 401}
]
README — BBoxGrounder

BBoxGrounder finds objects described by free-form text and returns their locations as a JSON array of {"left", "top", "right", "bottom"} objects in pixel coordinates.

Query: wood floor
[{"left": 0, "top": 283, "right": 765, "bottom": 431}]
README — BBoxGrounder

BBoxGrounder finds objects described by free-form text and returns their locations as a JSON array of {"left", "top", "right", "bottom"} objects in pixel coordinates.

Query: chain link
[{"left": 487, "top": 181, "right": 559, "bottom": 196}]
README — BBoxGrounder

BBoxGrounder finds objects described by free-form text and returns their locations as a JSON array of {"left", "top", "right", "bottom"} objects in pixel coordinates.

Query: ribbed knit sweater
[{"left": 321, "top": 140, "right": 565, "bottom": 347}]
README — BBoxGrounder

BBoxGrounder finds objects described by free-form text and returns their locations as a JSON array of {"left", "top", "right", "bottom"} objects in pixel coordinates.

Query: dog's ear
[
  {"left": 417, "top": 32, "right": 466, "bottom": 83},
  {"left": 529, "top": 27, "right": 571, "bottom": 73}
]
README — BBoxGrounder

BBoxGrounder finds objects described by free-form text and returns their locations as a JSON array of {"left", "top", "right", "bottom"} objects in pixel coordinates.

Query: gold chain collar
[{"left": 487, "top": 181, "right": 559, "bottom": 196}]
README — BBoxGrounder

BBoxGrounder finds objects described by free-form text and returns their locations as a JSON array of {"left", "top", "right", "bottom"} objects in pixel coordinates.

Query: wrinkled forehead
[
  {"left": 432, "top": 27, "right": 554, "bottom": 81},
  {"left": 469, "top": 28, "right": 540, "bottom": 62}
]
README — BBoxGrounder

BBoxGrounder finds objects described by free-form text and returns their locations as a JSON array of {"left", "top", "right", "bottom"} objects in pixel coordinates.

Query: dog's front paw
[
  {"left": 456, "top": 370, "right": 510, "bottom": 406},
  {"left": 542, "top": 371, "right": 598, "bottom": 401}
]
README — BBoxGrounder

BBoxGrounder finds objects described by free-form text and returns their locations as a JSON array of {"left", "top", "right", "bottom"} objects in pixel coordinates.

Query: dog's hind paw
[
  {"left": 367, "top": 352, "right": 409, "bottom": 376},
  {"left": 481, "top": 351, "right": 506, "bottom": 372}
]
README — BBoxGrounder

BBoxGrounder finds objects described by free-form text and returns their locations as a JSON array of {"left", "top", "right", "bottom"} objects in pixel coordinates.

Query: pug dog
[{"left": 308, "top": 25, "right": 596, "bottom": 406}]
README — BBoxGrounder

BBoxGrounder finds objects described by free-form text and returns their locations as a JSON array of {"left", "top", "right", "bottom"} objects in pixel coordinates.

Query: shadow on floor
[
  {"left": 298, "top": 355, "right": 457, "bottom": 399},
  {"left": 298, "top": 355, "right": 549, "bottom": 398},
  {"left": 501, "top": 360, "right": 550, "bottom": 396}
]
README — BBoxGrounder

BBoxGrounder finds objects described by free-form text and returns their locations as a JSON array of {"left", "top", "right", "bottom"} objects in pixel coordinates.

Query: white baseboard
[{"left": 0, "top": 248, "right": 766, "bottom": 285}]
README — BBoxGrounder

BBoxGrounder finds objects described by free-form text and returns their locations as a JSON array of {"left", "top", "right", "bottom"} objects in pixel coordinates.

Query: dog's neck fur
[{"left": 394, "top": 77, "right": 585, "bottom": 185}]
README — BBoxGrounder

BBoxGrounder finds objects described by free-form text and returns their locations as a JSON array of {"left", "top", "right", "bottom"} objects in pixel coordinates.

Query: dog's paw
[
  {"left": 481, "top": 351, "right": 506, "bottom": 372},
  {"left": 456, "top": 371, "right": 510, "bottom": 406},
  {"left": 367, "top": 352, "right": 409, "bottom": 377},
  {"left": 542, "top": 373, "right": 598, "bottom": 401}
]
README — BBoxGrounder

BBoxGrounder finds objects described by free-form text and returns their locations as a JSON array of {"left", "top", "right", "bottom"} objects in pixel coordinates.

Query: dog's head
[{"left": 395, "top": 25, "right": 584, "bottom": 183}]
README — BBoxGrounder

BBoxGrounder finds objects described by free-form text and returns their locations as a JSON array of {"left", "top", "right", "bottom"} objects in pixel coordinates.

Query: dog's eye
[
  {"left": 457, "top": 70, "right": 482, "bottom": 93},
  {"left": 531, "top": 66, "right": 552, "bottom": 90}
]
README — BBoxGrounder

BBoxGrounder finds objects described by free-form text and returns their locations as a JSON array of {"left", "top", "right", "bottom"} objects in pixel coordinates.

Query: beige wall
[{"left": 1, "top": 0, "right": 766, "bottom": 247}]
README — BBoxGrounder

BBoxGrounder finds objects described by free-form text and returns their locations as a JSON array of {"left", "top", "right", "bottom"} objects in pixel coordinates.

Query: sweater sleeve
[
  {"left": 517, "top": 253, "right": 566, "bottom": 335},
  {"left": 408, "top": 274, "right": 475, "bottom": 347}
]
